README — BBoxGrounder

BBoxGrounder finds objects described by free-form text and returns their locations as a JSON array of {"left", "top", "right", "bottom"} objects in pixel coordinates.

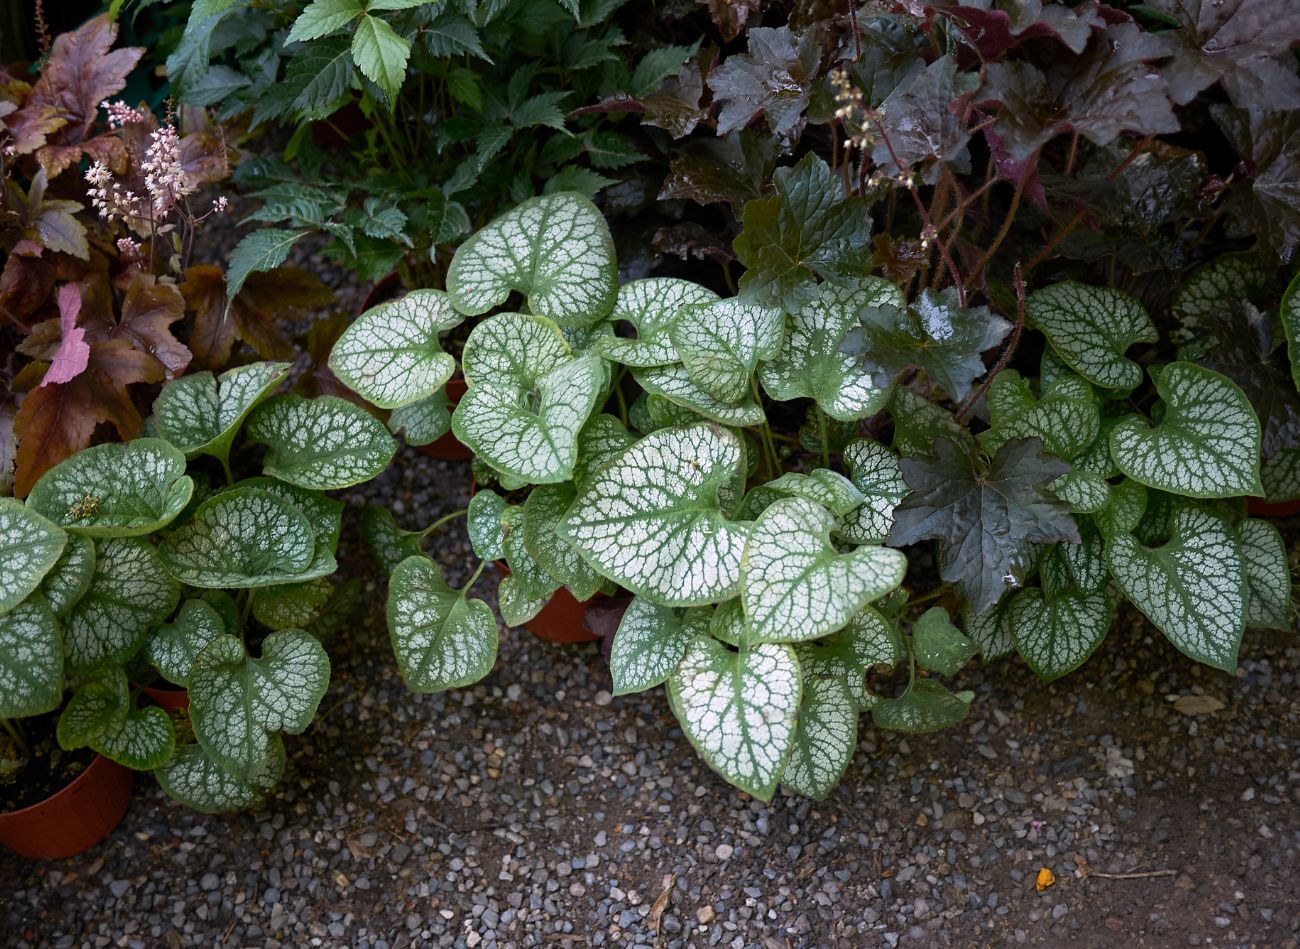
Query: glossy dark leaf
[
  {"left": 707, "top": 26, "right": 820, "bottom": 138},
  {"left": 872, "top": 55, "right": 978, "bottom": 184},
  {"left": 934, "top": 0, "right": 1106, "bottom": 58},
  {"left": 1214, "top": 105, "right": 1300, "bottom": 262},
  {"left": 659, "top": 132, "right": 777, "bottom": 216}
]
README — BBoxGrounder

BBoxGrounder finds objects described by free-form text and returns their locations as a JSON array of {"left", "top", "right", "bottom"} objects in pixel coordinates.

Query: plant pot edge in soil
[{"left": 0, "top": 754, "right": 134, "bottom": 859}]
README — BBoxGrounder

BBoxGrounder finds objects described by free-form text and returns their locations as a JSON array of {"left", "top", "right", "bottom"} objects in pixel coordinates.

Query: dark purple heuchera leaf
[
  {"left": 708, "top": 26, "right": 821, "bottom": 139},
  {"left": 697, "top": 0, "right": 761, "bottom": 42},
  {"left": 889, "top": 436, "right": 1078, "bottom": 614},
  {"left": 659, "top": 131, "right": 778, "bottom": 216},
  {"left": 1213, "top": 105, "right": 1300, "bottom": 262},
  {"left": 848, "top": 14, "right": 929, "bottom": 107},
  {"left": 977, "top": 23, "right": 1179, "bottom": 160},
  {"left": 1148, "top": 0, "right": 1300, "bottom": 111},
  {"left": 641, "top": 47, "right": 709, "bottom": 139},
  {"left": 872, "top": 55, "right": 979, "bottom": 184},
  {"left": 934, "top": 0, "right": 1107, "bottom": 58}
]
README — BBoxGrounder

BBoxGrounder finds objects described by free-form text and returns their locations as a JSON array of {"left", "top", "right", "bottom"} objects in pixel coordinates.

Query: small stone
[
  {"left": 715, "top": 844, "right": 734, "bottom": 860},
  {"left": 199, "top": 874, "right": 220, "bottom": 892},
  {"left": 697, "top": 906, "right": 716, "bottom": 924}
]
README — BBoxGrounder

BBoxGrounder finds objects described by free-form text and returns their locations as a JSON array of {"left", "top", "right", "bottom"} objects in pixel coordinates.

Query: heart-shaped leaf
[
  {"left": 0, "top": 498, "right": 66, "bottom": 615},
  {"left": 610, "top": 598, "right": 706, "bottom": 695},
  {"left": 224, "top": 477, "right": 344, "bottom": 578},
  {"left": 1238, "top": 518, "right": 1292, "bottom": 630},
  {"left": 153, "top": 362, "right": 290, "bottom": 462},
  {"left": 156, "top": 741, "right": 286, "bottom": 814},
  {"left": 780, "top": 673, "right": 856, "bottom": 800},
  {"left": 669, "top": 299, "right": 784, "bottom": 403},
  {"left": 446, "top": 192, "right": 617, "bottom": 328},
  {"left": 1094, "top": 479, "right": 1148, "bottom": 538},
  {"left": 982, "top": 371, "right": 1099, "bottom": 460},
  {"left": 1011, "top": 568, "right": 1110, "bottom": 681},
  {"left": 871, "top": 678, "right": 973, "bottom": 732},
  {"left": 761, "top": 280, "right": 899, "bottom": 422},
  {"left": 57, "top": 668, "right": 174, "bottom": 770},
  {"left": 387, "top": 555, "right": 498, "bottom": 693},
  {"left": 741, "top": 470, "right": 864, "bottom": 520},
  {"left": 254, "top": 578, "right": 334, "bottom": 631},
  {"left": 39, "top": 535, "right": 95, "bottom": 618},
  {"left": 523, "top": 483, "right": 604, "bottom": 601},
  {"left": 388, "top": 391, "right": 452, "bottom": 446},
  {"left": 160, "top": 488, "right": 322, "bottom": 589},
  {"left": 64, "top": 538, "right": 179, "bottom": 674},
  {"left": 632, "top": 363, "right": 766, "bottom": 426},
  {"left": 794, "top": 604, "right": 905, "bottom": 710},
  {"left": 466, "top": 491, "right": 508, "bottom": 562},
  {"left": 574, "top": 414, "right": 637, "bottom": 492},
  {"left": 498, "top": 506, "right": 561, "bottom": 627},
  {"left": 190, "top": 628, "right": 330, "bottom": 780},
  {"left": 561, "top": 425, "right": 750, "bottom": 606},
  {"left": 667, "top": 635, "right": 800, "bottom": 801},
  {"left": 246, "top": 394, "right": 396, "bottom": 490},
  {"left": 328, "top": 290, "right": 463, "bottom": 409},
  {"left": 0, "top": 596, "right": 62, "bottom": 718},
  {"left": 454, "top": 315, "right": 603, "bottom": 483},
  {"left": 594, "top": 279, "right": 719, "bottom": 367},
  {"left": 1283, "top": 269, "right": 1300, "bottom": 394},
  {"left": 741, "top": 498, "right": 907, "bottom": 644},
  {"left": 1026, "top": 282, "right": 1158, "bottom": 390},
  {"left": 890, "top": 387, "right": 972, "bottom": 457},
  {"left": 912, "top": 606, "right": 977, "bottom": 676},
  {"left": 838, "top": 440, "right": 908, "bottom": 544},
  {"left": 962, "top": 598, "right": 1015, "bottom": 660},
  {"left": 1110, "top": 363, "right": 1263, "bottom": 498},
  {"left": 1106, "top": 506, "right": 1245, "bottom": 671},
  {"left": 26, "top": 439, "right": 193, "bottom": 537},
  {"left": 147, "top": 597, "right": 226, "bottom": 687}
]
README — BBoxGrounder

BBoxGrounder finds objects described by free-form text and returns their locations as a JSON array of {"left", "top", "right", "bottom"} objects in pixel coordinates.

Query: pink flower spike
[{"left": 42, "top": 284, "right": 90, "bottom": 387}]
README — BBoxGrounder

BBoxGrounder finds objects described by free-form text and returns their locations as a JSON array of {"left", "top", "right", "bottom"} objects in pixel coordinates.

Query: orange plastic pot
[
  {"left": 0, "top": 755, "right": 134, "bottom": 859},
  {"left": 419, "top": 376, "right": 472, "bottom": 461},
  {"left": 1248, "top": 497, "right": 1300, "bottom": 518},
  {"left": 491, "top": 561, "right": 604, "bottom": 644},
  {"left": 140, "top": 685, "right": 189, "bottom": 714}
]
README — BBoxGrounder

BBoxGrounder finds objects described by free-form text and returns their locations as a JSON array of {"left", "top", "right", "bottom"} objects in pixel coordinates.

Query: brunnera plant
[
  {"left": 330, "top": 191, "right": 1296, "bottom": 800},
  {"left": 0, "top": 364, "right": 393, "bottom": 812}
]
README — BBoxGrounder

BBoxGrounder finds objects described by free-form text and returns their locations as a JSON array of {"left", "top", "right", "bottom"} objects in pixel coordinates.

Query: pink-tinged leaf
[{"left": 42, "top": 284, "right": 90, "bottom": 386}]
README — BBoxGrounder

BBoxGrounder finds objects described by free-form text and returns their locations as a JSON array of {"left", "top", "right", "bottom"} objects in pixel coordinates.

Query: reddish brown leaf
[
  {"left": 233, "top": 268, "right": 333, "bottom": 361},
  {"left": 41, "top": 284, "right": 90, "bottom": 386},
  {"left": 0, "top": 405, "right": 15, "bottom": 495},
  {"left": 3, "top": 104, "right": 64, "bottom": 155},
  {"left": 179, "top": 129, "right": 232, "bottom": 188},
  {"left": 180, "top": 264, "right": 236, "bottom": 370},
  {"left": 116, "top": 276, "right": 192, "bottom": 378},
  {"left": 697, "top": 0, "right": 760, "bottom": 41},
  {"left": 0, "top": 255, "right": 56, "bottom": 328}
]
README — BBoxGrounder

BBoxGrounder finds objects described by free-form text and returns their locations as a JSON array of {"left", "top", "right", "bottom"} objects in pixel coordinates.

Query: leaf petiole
[{"left": 421, "top": 508, "right": 468, "bottom": 538}]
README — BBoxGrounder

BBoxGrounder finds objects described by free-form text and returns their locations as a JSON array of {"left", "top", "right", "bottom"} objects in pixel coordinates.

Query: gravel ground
[{"left": 3, "top": 449, "right": 1299, "bottom": 948}]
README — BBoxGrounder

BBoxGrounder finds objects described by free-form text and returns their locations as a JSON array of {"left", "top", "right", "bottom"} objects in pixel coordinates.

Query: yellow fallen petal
[{"left": 1035, "top": 866, "right": 1056, "bottom": 891}]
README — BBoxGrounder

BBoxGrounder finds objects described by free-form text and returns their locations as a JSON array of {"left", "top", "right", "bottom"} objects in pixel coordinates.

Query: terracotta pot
[
  {"left": 489, "top": 560, "right": 605, "bottom": 645},
  {"left": 1248, "top": 497, "right": 1300, "bottom": 518},
  {"left": 0, "top": 755, "right": 134, "bottom": 859},
  {"left": 419, "top": 376, "right": 472, "bottom": 461},
  {"left": 140, "top": 685, "right": 189, "bottom": 714}
]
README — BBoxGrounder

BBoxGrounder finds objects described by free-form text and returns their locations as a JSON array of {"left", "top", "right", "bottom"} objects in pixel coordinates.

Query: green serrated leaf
[
  {"left": 329, "top": 290, "right": 463, "bottom": 409},
  {"left": 227, "top": 230, "right": 307, "bottom": 304},
  {"left": 1110, "top": 363, "right": 1263, "bottom": 498},
  {"left": 388, "top": 556, "right": 497, "bottom": 693},
  {"left": 154, "top": 362, "right": 290, "bottom": 463},
  {"left": 741, "top": 498, "right": 906, "bottom": 644},
  {"left": 668, "top": 636, "right": 800, "bottom": 801},
  {"left": 0, "top": 498, "right": 66, "bottom": 615},
  {"left": 352, "top": 13, "right": 412, "bottom": 102},
  {"left": 147, "top": 598, "right": 225, "bottom": 687},
  {"left": 446, "top": 192, "right": 617, "bottom": 328},
  {"left": 246, "top": 394, "right": 396, "bottom": 490},
  {"left": 1026, "top": 282, "right": 1157, "bottom": 390},
  {"left": 669, "top": 299, "right": 784, "bottom": 404},
  {"left": 65, "top": 538, "right": 179, "bottom": 674},
  {"left": 0, "top": 596, "right": 62, "bottom": 718},
  {"left": 561, "top": 425, "right": 750, "bottom": 606},
  {"left": 27, "top": 440, "right": 193, "bottom": 538},
  {"left": 912, "top": 606, "right": 976, "bottom": 676},
  {"left": 593, "top": 279, "right": 719, "bottom": 368}
]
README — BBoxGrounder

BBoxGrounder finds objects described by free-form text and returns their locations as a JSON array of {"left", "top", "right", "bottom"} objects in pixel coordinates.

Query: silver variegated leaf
[
  {"left": 1106, "top": 506, "right": 1245, "bottom": 671},
  {"left": 58, "top": 668, "right": 174, "bottom": 770},
  {"left": 795, "top": 605, "right": 905, "bottom": 710},
  {"left": 328, "top": 289, "right": 462, "bottom": 409},
  {"left": 466, "top": 491, "right": 508, "bottom": 562},
  {"left": 609, "top": 598, "right": 706, "bottom": 696},
  {"left": 560, "top": 424, "right": 750, "bottom": 606},
  {"left": 39, "top": 535, "right": 95, "bottom": 618},
  {"left": 246, "top": 394, "right": 397, "bottom": 490},
  {"left": 0, "top": 498, "right": 66, "bottom": 615},
  {"left": 155, "top": 741, "right": 286, "bottom": 814},
  {"left": 64, "top": 538, "right": 179, "bottom": 674},
  {"left": 147, "top": 598, "right": 226, "bottom": 687},
  {"left": 254, "top": 578, "right": 334, "bottom": 631},
  {"left": 446, "top": 192, "right": 617, "bottom": 328},
  {"left": 594, "top": 279, "right": 719, "bottom": 367},
  {"left": 838, "top": 440, "right": 907, "bottom": 544},
  {"left": 0, "top": 596, "right": 62, "bottom": 718},
  {"left": 389, "top": 390, "right": 452, "bottom": 446},
  {"left": 741, "top": 498, "right": 907, "bottom": 644},
  {"left": 224, "top": 477, "right": 344, "bottom": 579},
  {"left": 1010, "top": 587, "right": 1110, "bottom": 681},
  {"left": 667, "top": 635, "right": 801, "bottom": 801},
  {"left": 26, "top": 439, "right": 192, "bottom": 537},
  {"left": 1094, "top": 479, "right": 1148, "bottom": 538},
  {"left": 1238, "top": 518, "right": 1292, "bottom": 630},
  {"left": 962, "top": 598, "right": 1015, "bottom": 661},
  {"left": 761, "top": 470, "right": 864, "bottom": 517},
  {"left": 781, "top": 673, "right": 856, "bottom": 800},
  {"left": 1110, "top": 363, "right": 1263, "bottom": 499},
  {"left": 669, "top": 299, "right": 784, "bottom": 403},
  {"left": 982, "top": 371, "right": 1099, "bottom": 460},
  {"left": 154, "top": 361, "right": 290, "bottom": 461},
  {"left": 190, "top": 629, "right": 330, "bottom": 780},
  {"left": 1027, "top": 282, "right": 1157, "bottom": 390},
  {"left": 574, "top": 414, "right": 637, "bottom": 492},
  {"left": 890, "top": 386, "right": 970, "bottom": 456},
  {"left": 1280, "top": 268, "right": 1300, "bottom": 394},
  {"left": 388, "top": 556, "right": 498, "bottom": 693},
  {"left": 523, "top": 484, "right": 604, "bottom": 601},
  {"left": 760, "top": 279, "right": 900, "bottom": 421},
  {"left": 632, "top": 363, "right": 765, "bottom": 426}
]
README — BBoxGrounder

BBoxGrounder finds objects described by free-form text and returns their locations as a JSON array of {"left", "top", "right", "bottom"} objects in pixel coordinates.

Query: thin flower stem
[
  {"left": 965, "top": 154, "right": 1033, "bottom": 286},
  {"left": 422, "top": 508, "right": 468, "bottom": 538},
  {"left": 956, "top": 263, "right": 1026, "bottom": 423}
]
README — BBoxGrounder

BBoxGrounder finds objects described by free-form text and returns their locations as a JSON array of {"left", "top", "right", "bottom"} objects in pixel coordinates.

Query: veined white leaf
[
  {"left": 610, "top": 598, "right": 706, "bottom": 695},
  {"left": 388, "top": 556, "right": 497, "bottom": 693},
  {"left": 328, "top": 290, "right": 463, "bottom": 409},
  {"left": 58, "top": 668, "right": 174, "bottom": 770},
  {"left": 1238, "top": 518, "right": 1292, "bottom": 630},
  {"left": 26, "top": 439, "right": 193, "bottom": 538},
  {"left": 154, "top": 362, "right": 290, "bottom": 461},
  {"left": 147, "top": 598, "right": 226, "bottom": 687},
  {"left": 1011, "top": 586, "right": 1110, "bottom": 681},
  {"left": 246, "top": 394, "right": 397, "bottom": 490},
  {"left": 466, "top": 490, "right": 508, "bottom": 562},
  {"left": 1027, "top": 282, "right": 1157, "bottom": 390},
  {"left": 39, "top": 535, "right": 94, "bottom": 618},
  {"left": 460, "top": 310, "right": 571, "bottom": 385},
  {"left": 560, "top": 425, "right": 750, "bottom": 606},
  {"left": 523, "top": 483, "right": 604, "bottom": 601},
  {"left": 498, "top": 507, "right": 560, "bottom": 627},
  {"left": 961, "top": 598, "right": 1015, "bottom": 661},
  {"left": 156, "top": 741, "right": 286, "bottom": 814},
  {"left": 1094, "top": 479, "right": 1148, "bottom": 538},
  {"left": 633, "top": 363, "right": 765, "bottom": 426},
  {"left": 1050, "top": 470, "right": 1111, "bottom": 513},
  {"left": 667, "top": 636, "right": 800, "bottom": 801},
  {"left": 253, "top": 578, "right": 334, "bottom": 631},
  {"left": 190, "top": 629, "right": 330, "bottom": 780},
  {"left": 593, "top": 279, "right": 719, "bottom": 367},
  {"left": 1282, "top": 270, "right": 1300, "bottom": 394},
  {"left": 0, "top": 498, "right": 66, "bottom": 615},
  {"left": 446, "top": 192, "right": 617, "bottom": 328},
  {"left": 795, "top": 604, "right": 904, "bottom": 710},
  {"left": 669, "top": 299, "right": 784, "bottom": 404},
  {"left": 741, "top": 498, "right": 907, "bottom": 644},
  {"left": 160, "top": 488, "right": 324, "bottom": 589},
  {"left": 781, "top": 673, "right": 856, "bottom": 800},
  {"left": 64, "top": 538, "right": 179, "bottom": 674},
  {"left": 573, "top": 414, "right": 637, "bottom": 492},
  {"left": 221, "top": 476, "right": 344, "bottom": 580},
  {"left": 389, "top": 390, "right": 452, "bottom": 446},
  {"left": 0, "top": 596, "right": 62, "bottom": 718},
  {"left": 760, "top": 279, "right": 900, "bottom": 421},
  {"left": 708, "top": 598, "right": 746, "bottom": 647},
  {"left": 982, "top": 371, "right": 1099, "bottom": 460},
  {"left": 760, "top": 470, "right": 864, "bottom": 517},
  {"left": 1110, "top": 363, "right": 1263, "bottom": 499},
  {"left": 1106, "top": 506, "right": 1245, "bottom": 671},
  {"left": 838, "top": 439, "right": 908, "bottom": 544}
]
